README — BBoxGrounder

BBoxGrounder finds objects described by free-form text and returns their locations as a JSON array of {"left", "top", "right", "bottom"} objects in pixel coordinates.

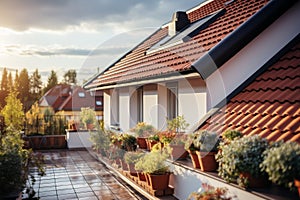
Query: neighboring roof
[
  {"left": 39, "top": 84, "right": 70, "bottom": 108},
  {"left": 86, "top": 0, "right": 271, "bottom": 89},
  {"left": 39, "top": 84, "right": 103, "bottom": 112},
  {"left": 199, "top": 38, "right": 300, "bottom": 143},
  {"left": 58, "top": 86, "right": 103, "bottom": 111}
]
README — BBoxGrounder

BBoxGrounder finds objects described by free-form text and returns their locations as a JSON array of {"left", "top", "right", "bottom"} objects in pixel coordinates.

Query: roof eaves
[{"left": 192, "top": 0, "right": 298, "bottom": 79}]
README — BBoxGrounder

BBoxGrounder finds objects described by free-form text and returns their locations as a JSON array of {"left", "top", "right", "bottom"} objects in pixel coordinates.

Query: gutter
[
  {"left": 191, "top": 0, "right": 298, "bottom": 79},
  {"left": 88, "top": 72, "right": 200, "bottom": 91}
]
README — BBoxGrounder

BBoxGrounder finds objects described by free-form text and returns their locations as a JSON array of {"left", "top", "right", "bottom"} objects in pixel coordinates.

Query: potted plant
[
  {"left": 80, "top": 107, "right": 97, "bottom": 130},
  {"left": 188, "top": 183, "right": 233, "bottom": 200},
  {"left": 216, "top": 135, "right": 269, "bottom": 188},
  {"left": 121, "top": 134, "right": 137, "bottom": 151},
  {"left": 135, "top": 145, "right": 171, "bottom": 190},
  {"left": 185, "top": 132, "right": 201, "bottom": 169},
  {"left": 222, "top": 129, "right": 242, "bottom": 143},
  {"left": 164, "top": 132, "right": 188, "bottom": 160},
  {"left": 194, "top": 130, "right": 220, "bottom": 172},
  {"left": 131, "top": 122, "right": 156, "bottom": 149},
  {"left": 147, "top": 134, "right": 160, "bottom": 151},
  {"left": 167, "top": 115, "right": 189, "bottom": 133},
  {"left": 260, "top": 141, "right": 300, "bottom": 196},
  {"left": 124, "top": 151, "right": 144, "bottom": 176},
  {"left": 90, "top": 129, "right": 110, "bottom": 156}
]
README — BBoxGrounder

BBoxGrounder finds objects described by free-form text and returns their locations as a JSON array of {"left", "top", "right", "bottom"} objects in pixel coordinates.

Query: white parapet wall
[
  {"left": 66, "top": 130, "right": 93, "bottom": 149},
  {"left": 169, "top": 162, "right": 266, "bottom": 200}
]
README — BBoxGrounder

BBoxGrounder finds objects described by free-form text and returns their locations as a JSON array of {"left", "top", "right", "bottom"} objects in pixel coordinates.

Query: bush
[
  {"left": 216, "top": 135, "right": 268, "bottom": 187},
  {"left": 260, "top": 141, "right": 300, "bottom": 190},
  {"left": 135, "top": 145, "right": 171, "bottom": 175},
  {"left": 131, "top": 122, "right": 156, "bottom": 137}
]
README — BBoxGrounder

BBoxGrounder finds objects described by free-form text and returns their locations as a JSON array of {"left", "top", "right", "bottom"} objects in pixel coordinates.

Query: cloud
[
  {"left": 3, "top": 44, "right": 130, "bottom": 57},
  {"left": 0, "top": 0, "right": 202, "bottom": 31}
]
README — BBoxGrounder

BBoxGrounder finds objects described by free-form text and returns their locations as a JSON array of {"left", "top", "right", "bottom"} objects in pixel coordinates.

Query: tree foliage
[
  {"left": 63, "top": 69, "right": 77, "bottom": 85},
  {"left": 1, "top": 90, "right": 25, "bottom": 131},
  {"left": 43, "top": 70, "right": 58, "bottom": 94}
]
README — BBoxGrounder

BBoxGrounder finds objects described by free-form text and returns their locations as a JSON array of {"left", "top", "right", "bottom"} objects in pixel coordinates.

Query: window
[
  {"left": 78, "top": 92, "right": 85, "bottom": 97},
  {"left": 96, "top": 101, "right": 102, "bottom": 106},
  {"left": 167, "top": 83, "right": 178, "bottom": 120},
  {"left": 137, "top": 87, "right": 143, "bottom": 122},
  {"left": 146, "top": 9, "right": 225, "bottom": 54}
]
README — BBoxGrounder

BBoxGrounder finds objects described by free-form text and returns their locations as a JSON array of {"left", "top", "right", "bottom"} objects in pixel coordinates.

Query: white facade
[{"left": 102, "top": 77, "right": 207, "bottom": 132}]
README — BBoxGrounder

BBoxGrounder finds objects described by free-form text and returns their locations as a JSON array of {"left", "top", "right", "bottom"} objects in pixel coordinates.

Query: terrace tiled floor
[{"left": 26, "top": 150, "right": 144, "bottom": 200}]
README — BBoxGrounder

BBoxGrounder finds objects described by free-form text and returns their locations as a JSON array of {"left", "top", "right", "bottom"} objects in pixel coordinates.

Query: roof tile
[
  {"left": 199, "top": 41, "right": 300, "bottom": 143},
  {"left": 87, "top": 0, "right": 270, "bottom": 88}
]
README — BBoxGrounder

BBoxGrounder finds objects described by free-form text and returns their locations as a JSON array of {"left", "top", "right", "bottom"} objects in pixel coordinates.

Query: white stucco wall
[
  {"left": 103, "top": 90, "right": 111, "bottom": 129},
  {"left": 143, "top": 85, "right": 159, "bottom": 128},
  {"left": 170, "top": 163, "right": 265, "bottom": 200},
  {"left": 158, "top": 84, "right": 168, "bottom": 130},
  {"left": 178, "top": 78, "right": 207, "bottom": 132},
  {"left": 206, "top": 1, "right": 300, "bottom": 109},
  {"left": 119, "top": 87, "right": 131, "bottom": 131}
]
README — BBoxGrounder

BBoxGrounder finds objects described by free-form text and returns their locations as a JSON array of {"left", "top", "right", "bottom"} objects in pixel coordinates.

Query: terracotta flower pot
[
  {"left": 127, "top": 163, "right": 137, "bottom": 176},
  {"left": 294, "top": 179, "right": 300, "bottom": 197},
  {"left": 239, "top": 172, "right": 268, "bottom": 188},
  {"left": 120, "top": 160, "right": 128, "bottom": 171},
  {"left": 137, "top": 137, "right": 148, "bottom": 149},
  {"left": 146, "top": 139, "right": 158, "bottom": 151},
  {"left": 137, "top": 171, "right": 146, "bottom": 182},
  {"left": 170, "top": 144, "right": 188, "bottom": 160},
  {"left": 196, "top": 151, "right": 217, "bottom": 172},
  {"left": 147, "top": 173, "right": 170, "bottom": 190},
  {"left": 188, "top": 150, "right": 200, "bottom": 169}
]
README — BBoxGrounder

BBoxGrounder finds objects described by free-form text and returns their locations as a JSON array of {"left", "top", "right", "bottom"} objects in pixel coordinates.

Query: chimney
[{"left": 168, "top": 11, "right": 190, "bottom": 36}]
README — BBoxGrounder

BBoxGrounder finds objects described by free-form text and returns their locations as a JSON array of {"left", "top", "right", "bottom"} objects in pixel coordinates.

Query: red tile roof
[
  {"left": 200, "top": 41, "right": 300, "bottom": 143},
  {"left": 39, "top": 85, "right": 103, "bottom": 112},
  {"left": 86, "top": 0, "right": 269, "bottom": 89},
  {"left": 59, "top": 86, "right": 103, "bottom": 111}
]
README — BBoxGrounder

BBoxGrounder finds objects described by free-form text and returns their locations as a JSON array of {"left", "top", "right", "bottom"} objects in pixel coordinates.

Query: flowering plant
[{"left": 188, "top": 183, "right": 233, "bottom": 200}]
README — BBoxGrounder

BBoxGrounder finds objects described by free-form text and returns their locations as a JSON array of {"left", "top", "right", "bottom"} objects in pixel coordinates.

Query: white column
[{"left": 103, "top": 90, "right": 111, "bottom": 129}]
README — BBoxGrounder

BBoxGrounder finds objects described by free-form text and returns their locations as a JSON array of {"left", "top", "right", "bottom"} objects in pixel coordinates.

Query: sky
[{"left": 0, "top": 0, "right": 203, "bottom": 85}]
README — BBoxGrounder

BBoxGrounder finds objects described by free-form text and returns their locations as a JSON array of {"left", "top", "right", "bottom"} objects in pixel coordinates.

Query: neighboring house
[
  {"left": 85, "top": 0, "right": 299, "bottom": 134},
  {"left": 39, "top": 84, "right": 103, "bottom": 122}
]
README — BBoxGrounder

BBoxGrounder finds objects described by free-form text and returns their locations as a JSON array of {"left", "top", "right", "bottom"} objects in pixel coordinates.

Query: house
[
  {"left": 84, "top": 0, "right": 299, "bottom": 199},
  {"left": 84, "top": 0, "right": 299, "bottom": 134},
  {"left": 39, "top": 84, "right": 103, "bottom": 122}
]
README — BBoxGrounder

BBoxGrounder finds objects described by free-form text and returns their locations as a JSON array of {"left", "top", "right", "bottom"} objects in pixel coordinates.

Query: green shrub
[
  {"left": 216, "top": 135, "right": 268, "bottom": 187},
  {"left": 260, "top": 141, "right": 300, "bottom": 190}
]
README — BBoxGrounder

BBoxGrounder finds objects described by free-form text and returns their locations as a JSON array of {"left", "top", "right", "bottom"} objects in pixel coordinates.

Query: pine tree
[
  {"left": 0, "top": 68, "right": 9, "bottom": 108},
  {"left": 1, "top": 90, "right": 25, "bottom": 131},
  {"left": 43, "top": 70, "right": 58, "bottom": 94},
  {"left": 14, "top": 70, "right": 19, "bottom": 91},
  {"left": 7, "top": 72, "right": 13, "bottom": 91},
  {"left": 30, "top": 69, "right": 43, "bottom": 103},
  {"left": 1, "top": 67, "right": 8, "bottom": 91},
  {"left": 63, "top": 69, "right": 77, "bottom": 85},
  {"left": 18, "top": 69, "right": 30, "bottom": 111}
]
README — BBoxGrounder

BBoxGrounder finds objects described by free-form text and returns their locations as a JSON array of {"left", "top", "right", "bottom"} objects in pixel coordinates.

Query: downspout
[{"left": 191, "top": 0, "right": 298, "bottom": 79}]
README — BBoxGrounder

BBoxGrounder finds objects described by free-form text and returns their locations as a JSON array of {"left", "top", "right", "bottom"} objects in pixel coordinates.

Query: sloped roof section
[
  {"left": 86, "top": 0, "right": 270, "bottom": 89},
  {"left": 58, "top": 86, "right": 103, "bottom": 111},
  {"left": 200, "top": 39, "right": 300, "bottom": 143}
]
